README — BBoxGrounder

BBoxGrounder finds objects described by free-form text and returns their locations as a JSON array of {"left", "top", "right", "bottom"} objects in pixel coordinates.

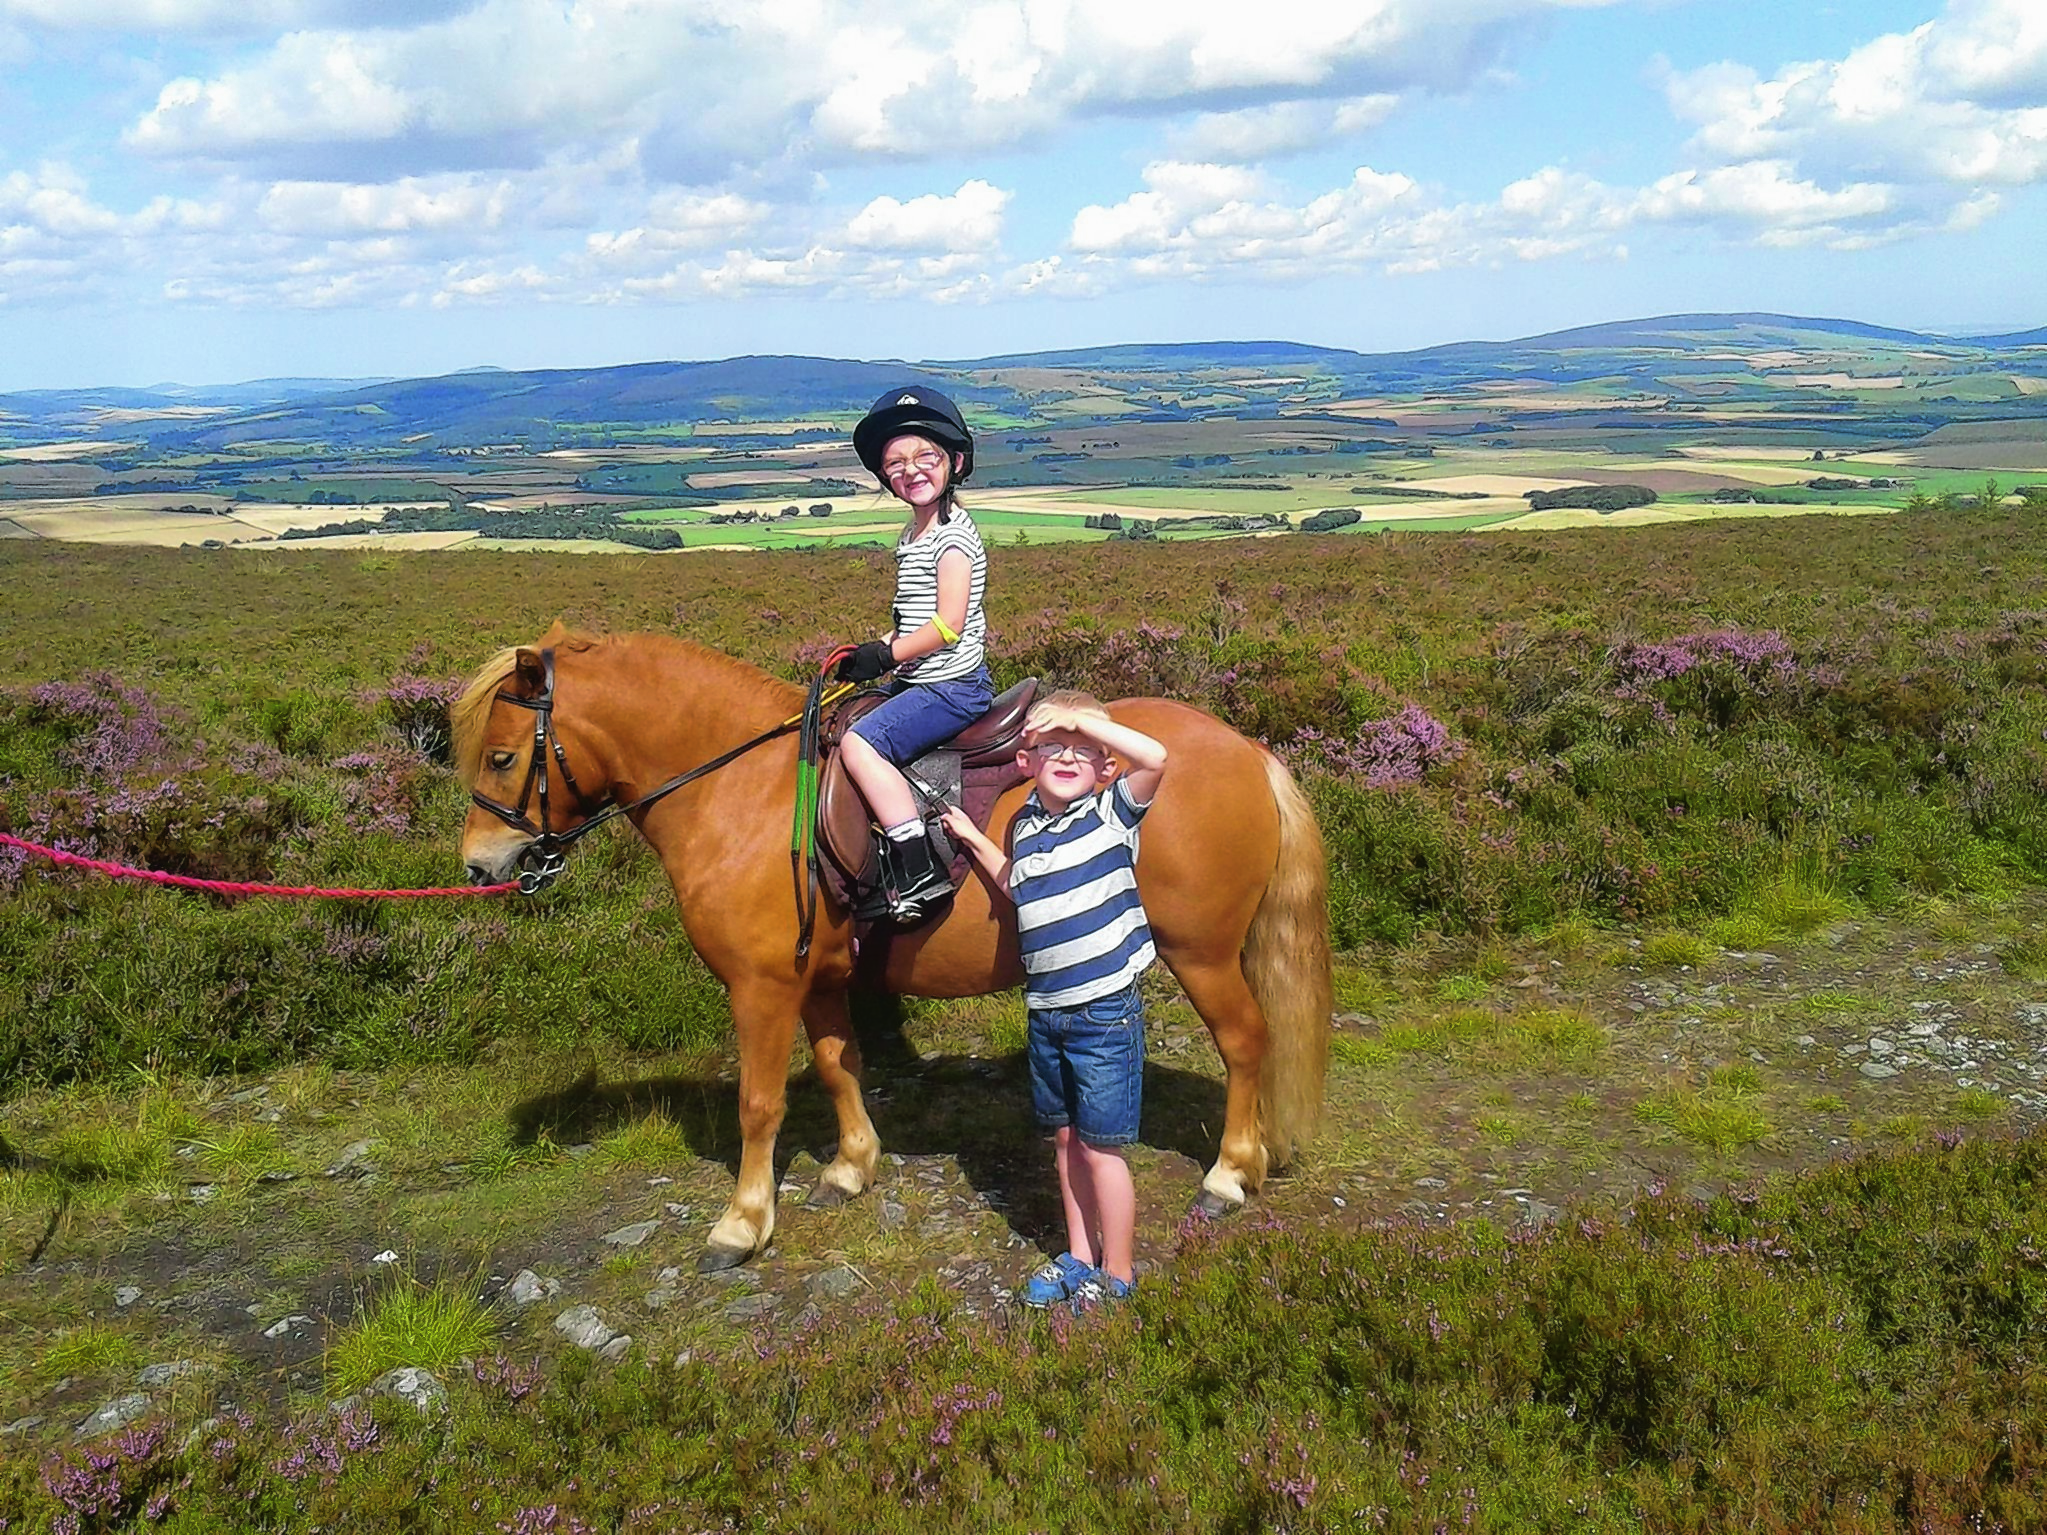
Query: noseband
[{"left": 469, "top": 646, "right": 801, "bottom": 895}]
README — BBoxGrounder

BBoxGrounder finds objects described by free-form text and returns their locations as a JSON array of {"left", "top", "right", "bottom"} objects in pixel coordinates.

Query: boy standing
[{"left": 940, "top": 690, "right": 1168, "bottom": 1312}]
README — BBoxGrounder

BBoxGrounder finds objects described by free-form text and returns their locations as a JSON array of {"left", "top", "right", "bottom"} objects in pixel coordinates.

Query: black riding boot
[{"left": 880, "top": 832, "right": 952, "bottom": 926}]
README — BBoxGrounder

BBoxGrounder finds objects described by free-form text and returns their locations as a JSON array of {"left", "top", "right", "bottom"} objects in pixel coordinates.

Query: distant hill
[
  {"left": 947, "top": 340, "right": 1365, "bottom": 371},
  {"left": 1490, "top": 312, "right": 1950, "bottom": 351},
  {"left": 1965, "top": 326, "right": 2047, "bottom": 348},
  {"left": 2, "top": 312, "right": 2041, "bottom": 449}
]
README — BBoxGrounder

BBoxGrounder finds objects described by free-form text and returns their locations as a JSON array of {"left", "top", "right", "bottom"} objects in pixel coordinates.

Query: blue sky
[{"left": 0, "top": 0, "right": 2040, "bottom": 388}]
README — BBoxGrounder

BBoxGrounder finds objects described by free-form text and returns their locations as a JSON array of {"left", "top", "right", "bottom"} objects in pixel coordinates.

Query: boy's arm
[
  {"left": 1084, "top": 716, "right": 1168, "bottom": 806},
  {"left": 938, "top": 806, "right": 1012, "bottom": 898}
]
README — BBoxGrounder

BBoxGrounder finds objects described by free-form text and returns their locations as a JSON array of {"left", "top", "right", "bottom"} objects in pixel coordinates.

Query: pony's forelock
[
  {"left": 451, "top": 647, "right": 523, "bottom": 790},
  {"left": 451, "top": 631, "right": 610, "bottom": 788}
]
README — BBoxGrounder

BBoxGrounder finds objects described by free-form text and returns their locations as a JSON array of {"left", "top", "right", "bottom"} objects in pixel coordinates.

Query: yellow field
[
  {"left": 2013, "top": 376, "right": 2047, "bottom": 396},
  {"left": 686, "top": 470, "right": 830, "bottom": 489},
  {"left": 6, "top": 504, "right": 252, "bottom": 540},
  {"left": 228, "top": 505, "right": 407, "bottom": 535},
  {"left": 1586, "top": 458, "right": 1823, "bottom": 486},
  {"left": 1789, "top": 373, "right": 1905, "bottom": 389},
  {"left": 0, "top": 441, "right": 143, "bottom": 462},
  {"left": 1385, "top": 474, "right": 1583, "bottom": 495},
  {"left": 535, "top": 446, "right": 715, "bottom": 462},
  {"left": 782, "top": 521, "right": 901, "bottom": 538},
  {"left": 1497, "top": 502, "right": 1892, "bottom": 532},
  {"left": 690, "top": 421, "right": 837, "bottom": 436},
  {"left": 1676, "top": 446, "right": 1849, "bottom": 463},
  {"left": 274, "top": 530, "right": 480, "bottom": 551}
]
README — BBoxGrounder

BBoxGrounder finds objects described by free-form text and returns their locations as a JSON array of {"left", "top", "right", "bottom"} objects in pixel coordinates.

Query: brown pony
[{"left": 454, "top": 624, "right": 1332, "bottom": 1272}]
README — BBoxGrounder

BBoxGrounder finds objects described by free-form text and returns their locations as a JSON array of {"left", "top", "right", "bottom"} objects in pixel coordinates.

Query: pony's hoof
[
  {"left": 1192, "top": 1189, "right": 1240, "bottom": 1220},
  {"left": 805, "top": 1180, "right": 851, "bottom": 1210},
  {"left": 697, "top": 1243, "right": 753, "bottom": 1274}
]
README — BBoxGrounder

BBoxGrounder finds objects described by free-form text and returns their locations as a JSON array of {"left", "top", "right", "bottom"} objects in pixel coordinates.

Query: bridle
[{"left": 469, "top": 647, "right": 800, "bottom": 895}]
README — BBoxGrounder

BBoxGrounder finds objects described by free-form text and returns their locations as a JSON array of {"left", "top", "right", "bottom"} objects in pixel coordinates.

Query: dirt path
[{"left": 4, "top": 899, "right": 2044, "bottom": 1443}]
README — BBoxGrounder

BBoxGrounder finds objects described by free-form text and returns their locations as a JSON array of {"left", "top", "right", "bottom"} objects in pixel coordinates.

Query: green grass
[
  {"left": 594, "top": 1110, "right": 694, "bottom": 1167},
  {"left": 1745, "top": 873, "right": 1853, "bottom": 938},
  {"left": 32, "top": 1322, "right": 144, "bottom": 1386},
  {"left": 189, "top": 1122, "right": 294, "bottom": 1184},
  {"left": 1951, "top": 1087, "right": 2007, "bottom": 1121},
  {"left": 1638, "top": 930, "right": 1712, "bottom": 968},
  {"left": 1634, "top": 1064, "right": 1772, "bottom": 1151},
  {"left": 1998, "top": 933, "right": 2047, "bottom": 981},
  {"left": 323, "top": 1272, "right": 500, "bottom": 1395},
  {"left": 1372, "top": 1005, "right": 1607, "bottom": 1073},
  {"left": 1794, "top": 991, "right": 1872, "bottom": 1015}
]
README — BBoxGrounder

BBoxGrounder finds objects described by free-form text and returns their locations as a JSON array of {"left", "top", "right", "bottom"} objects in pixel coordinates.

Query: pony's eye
[{"left": 488, "top": 750, "right": 516, "bottom": 771}]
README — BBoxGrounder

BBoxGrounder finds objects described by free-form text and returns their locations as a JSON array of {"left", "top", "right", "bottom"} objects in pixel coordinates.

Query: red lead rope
[{"left": 0, "top": 832, "right": 519, "bottom": 899}]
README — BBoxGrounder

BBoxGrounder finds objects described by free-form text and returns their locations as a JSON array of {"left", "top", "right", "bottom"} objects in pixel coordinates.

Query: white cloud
[
  {"left": 844, "top": 179, "right": 1009, "bottom": 252},
  {"left": 584, "top": 191, "right": 769, "bottom": 265},
  {"left": 432, "top": 261, "right": 547, "bottom": 307},
  {"left": 1665, "top": 0, "right": 2047, "bottom": 189},
  {"left": 1070, "top": 160, "right": 1423, "bottom": 270},
  {"left": 1169, "top": 96, "right": 1400, "bottom": 162},
  {"left": 259, "top": 174, "right": 515, "bottom": 235},
  {"left": 116, "top": 0, "right": 1627, "bottom": 177},
  {"left": 127, "top": 32, "right": 413, "bottom": 154},
  {"left": 1, "top": 1, "right": 470, "bottom": 34}
]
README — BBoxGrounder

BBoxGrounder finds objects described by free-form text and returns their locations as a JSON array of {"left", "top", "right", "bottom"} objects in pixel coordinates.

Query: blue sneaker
[
  {"left": 1069, "top": 1272, "right": 1136, "bottom": 1314},
  {"left": 1020, "top": 1252, "right": 1096, "bottom": 1309}
]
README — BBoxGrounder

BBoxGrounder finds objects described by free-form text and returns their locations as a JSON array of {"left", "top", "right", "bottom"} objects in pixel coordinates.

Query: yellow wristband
[{"left": 932, "top": 615, "right": 960, "bottom": 645}]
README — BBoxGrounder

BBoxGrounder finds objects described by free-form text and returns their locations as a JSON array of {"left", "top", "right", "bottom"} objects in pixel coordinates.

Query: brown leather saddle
[{"left": 817, "top": 678, "right": 1039, "bottom": 923}]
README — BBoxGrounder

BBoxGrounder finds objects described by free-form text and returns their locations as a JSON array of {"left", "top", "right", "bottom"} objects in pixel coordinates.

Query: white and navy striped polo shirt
[
  {"left": 1008, "top": 779, "right": 1155, "bottom": 1010},
  {"left": 892, "top": 508, "right": 987, "bottom": 684}
]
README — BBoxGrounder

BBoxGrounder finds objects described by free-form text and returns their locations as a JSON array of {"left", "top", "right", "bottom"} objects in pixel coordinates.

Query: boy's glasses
[
  {"left": 883, "top": 449, "right": 948, "bottom": 481},
  {"left": 1029, "top": 742, "right": 1103, "bottom": 764}
]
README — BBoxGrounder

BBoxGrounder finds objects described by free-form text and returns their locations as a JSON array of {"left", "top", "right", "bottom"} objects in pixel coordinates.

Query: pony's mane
[{"left": 450, "top": 629, "right": 794, "bottom": 789}]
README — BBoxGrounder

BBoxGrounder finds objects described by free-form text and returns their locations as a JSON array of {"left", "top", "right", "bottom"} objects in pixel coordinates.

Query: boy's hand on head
[{"left": 1025, "top": 705, "right": 1078, "bottom": 742}]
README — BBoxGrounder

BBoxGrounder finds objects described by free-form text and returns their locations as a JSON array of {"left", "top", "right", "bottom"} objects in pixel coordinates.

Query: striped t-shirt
[
  {"left": 891, "top": 508, "right": 987, "bottom": 684},
  {"left": 1008, "top": 779, "right": 1155, "bottom": 1009}
]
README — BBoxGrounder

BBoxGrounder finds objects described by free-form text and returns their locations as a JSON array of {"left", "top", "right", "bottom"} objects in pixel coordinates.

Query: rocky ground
[{"left": 4, "top": 896, "right": 2045, "bottom": 1448}]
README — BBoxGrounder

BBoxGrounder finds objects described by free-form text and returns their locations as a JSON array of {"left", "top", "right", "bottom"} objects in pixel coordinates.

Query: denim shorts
[
  {"left": 847, "top": 667, "right": 995, "bottom": 766},
  {"left": 1026, "top": 982, "right": 1146, "bottom": 1147}
]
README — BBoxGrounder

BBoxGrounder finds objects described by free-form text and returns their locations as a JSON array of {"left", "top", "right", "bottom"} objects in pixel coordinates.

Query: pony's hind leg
[
  {"left": 1166, "top": 954, "right": 1271, "bottom": 1217},
  {"left": 701, "top": 980, "right": 801, "bottom": 1272},
  {"left": 799, "top": 990, "right": 880, "bottom": 1207}
]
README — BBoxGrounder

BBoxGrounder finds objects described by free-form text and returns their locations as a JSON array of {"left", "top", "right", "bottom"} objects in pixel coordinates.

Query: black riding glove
[{"left": 835, "top": 640, "right": 896, "bottom": 683}]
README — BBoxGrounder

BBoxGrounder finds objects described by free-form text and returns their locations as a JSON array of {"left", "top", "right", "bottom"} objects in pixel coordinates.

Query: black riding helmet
[{"left": 852, "top": 384, "right": 974, "bottom": 486}]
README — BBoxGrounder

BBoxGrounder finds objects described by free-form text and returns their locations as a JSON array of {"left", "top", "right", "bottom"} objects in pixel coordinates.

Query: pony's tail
[{"left": 1242, "top": 749, "right": 1333, "bottom": 1166}]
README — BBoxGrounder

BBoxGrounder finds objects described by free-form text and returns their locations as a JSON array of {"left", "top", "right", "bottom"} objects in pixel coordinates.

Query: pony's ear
[
  {"left": 513, "top": 647, "right": 547, "bottom": 693},
  {"left": 540, "top": 617, "right": 572, "bottom": 645}
]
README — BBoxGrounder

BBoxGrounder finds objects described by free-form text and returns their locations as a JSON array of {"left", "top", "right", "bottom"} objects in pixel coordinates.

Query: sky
[{"left": 0, "top": 0, "right": 2042, "bottom": 389}]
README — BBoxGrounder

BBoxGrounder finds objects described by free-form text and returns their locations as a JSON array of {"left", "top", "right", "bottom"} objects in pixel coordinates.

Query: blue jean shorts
[
  {"left": 847, "top": 667, "right": 995, "bottom": 766},
  {"left": 1026, "top": 982, "right": 1146, "bottom": 1147}
]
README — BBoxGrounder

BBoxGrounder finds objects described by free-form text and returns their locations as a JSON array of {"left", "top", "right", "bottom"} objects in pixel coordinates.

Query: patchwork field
[{"left": 6, "top": 318, "right": 2042, "bottom": 554}]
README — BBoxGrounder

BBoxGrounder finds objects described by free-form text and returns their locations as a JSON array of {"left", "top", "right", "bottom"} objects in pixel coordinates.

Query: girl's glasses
[
  {"left": 1029, "top": 742, "right": 1103, "bottom": 764},
  {"left": 883, "top": 449, "right": 948, "bottom": 481}
]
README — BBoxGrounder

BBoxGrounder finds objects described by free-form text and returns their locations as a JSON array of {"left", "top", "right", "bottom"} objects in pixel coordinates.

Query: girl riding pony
[{"left": 832, "top": 385, "right": 992, "bottom": 925}]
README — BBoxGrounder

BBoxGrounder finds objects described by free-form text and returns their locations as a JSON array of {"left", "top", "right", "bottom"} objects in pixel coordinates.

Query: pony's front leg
[
  {"left": 798, "top": 990, "right": 879, "bottom": 1207},
  {"left": 701, "top": 982, "right": 800, "bottom": 1273}
]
